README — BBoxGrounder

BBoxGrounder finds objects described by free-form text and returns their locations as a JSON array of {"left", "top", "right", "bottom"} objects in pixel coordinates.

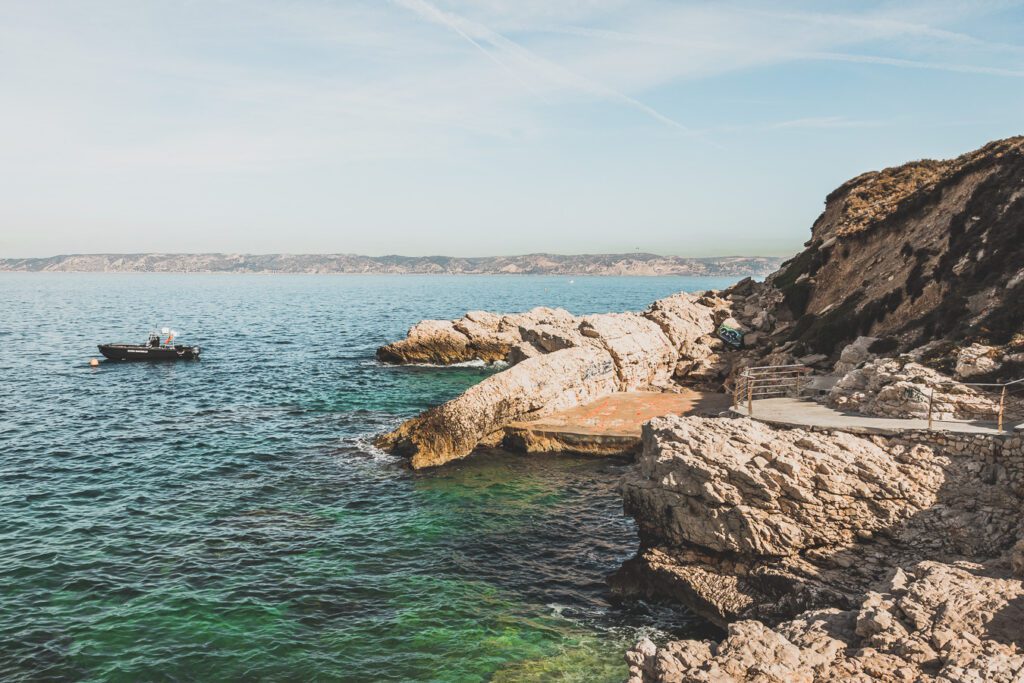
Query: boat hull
[{"left": 98, "top": 344, "right": 200, "bottom": 361}]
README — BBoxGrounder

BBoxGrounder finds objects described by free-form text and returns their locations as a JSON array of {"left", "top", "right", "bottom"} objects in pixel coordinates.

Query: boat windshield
[{"left": 156, "top": 328, "right": 178, "bottom": 346}]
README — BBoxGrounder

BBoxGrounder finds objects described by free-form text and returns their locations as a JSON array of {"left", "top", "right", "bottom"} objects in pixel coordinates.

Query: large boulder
[
  {"left": 376, "top": 319, "right": 476, "bottom": 364},
  {"left": 622, "top": 416, "right": 941, "bottom": 556},
  {"left": 1012, "top": 540, "right": 1024, "bottom": 577},
  {"left": 642, "top": 292, "right": 719, "bottom": 350},
  {"left": 376, "top": 306, "right": 580, "bottom": 366},
  {"left": 579, "top": 313, "right": 677, "bottom": 390},
  {"left": 640, "top": 291, "right": 734, "bottom": 386},
  {"left": 955, "top": 343, "right": 1004, "bottom": 379},
  {"left": 615, "top": 415, "right": 946, "bottom": 626},
  {"left": 375, "top": 346, "right": 618, "bottom": 468},
  {"left": 833, "top": 335, "right": 878, "bottom": 375},
  {"left": 613, "top": 414, "right": 1022, "bottom": 627}
]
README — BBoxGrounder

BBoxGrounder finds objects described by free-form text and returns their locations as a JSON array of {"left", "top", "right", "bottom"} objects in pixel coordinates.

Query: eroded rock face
[
  {"left": 580, "top": 313, "right": 676, "bottom": 390},
  {"left": 956, "top": 343, "right": 1005, "bottom": 380},
  {"left": 624, "top": 416, "right": 941, "bottom": 556},
  {"left": 626, "top": 560, "right": 1024, "bottom": 683},
  {"left": 374, "top": 346, "right": 618, "bottom": 468},
  {"left": 723, "top": 136, "right": 1024, "bottom": 364},
  {"left": 615, "top": 415, "right": 950, "bottom": 626},
  {"left": 375, "top": 291, "right": 738, "bottom": 467},
  {"left": 614, "top": 415, "right": 1024, "bottom": 628},
  {"left": 375, "top": 306, "right": 578, "bottom": 365}
]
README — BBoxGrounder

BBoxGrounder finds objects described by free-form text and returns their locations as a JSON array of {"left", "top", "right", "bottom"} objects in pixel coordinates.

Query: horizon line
[{"left": 1, "top": 251, "right": 788, "bottom": 261}]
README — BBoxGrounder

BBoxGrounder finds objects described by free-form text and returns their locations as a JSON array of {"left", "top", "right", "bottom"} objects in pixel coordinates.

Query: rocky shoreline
[
  {"left": 618, "top": 416, "right": 1023, "bottom": 681},
  {"left": 375, "top": 136, "right": 1024, "bottom": 680}
]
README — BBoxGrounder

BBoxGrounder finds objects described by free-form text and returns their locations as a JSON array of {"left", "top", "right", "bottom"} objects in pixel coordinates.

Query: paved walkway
[
  {"left": 733, "top": 397, "right": 1018, "bottom": 436},
  {"left": 505, "top": 390, "right": 732, "bottom": 454}
]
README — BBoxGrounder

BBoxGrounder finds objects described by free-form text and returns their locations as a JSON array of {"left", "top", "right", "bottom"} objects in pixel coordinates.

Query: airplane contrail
[{"left": 393, "top": 0, "right": 694, "bottom": 134}]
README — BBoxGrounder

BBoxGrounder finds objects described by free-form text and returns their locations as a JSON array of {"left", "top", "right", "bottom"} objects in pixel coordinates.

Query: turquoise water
[{"left": 0, "top": 274, "right": 732, "bottom": 682}]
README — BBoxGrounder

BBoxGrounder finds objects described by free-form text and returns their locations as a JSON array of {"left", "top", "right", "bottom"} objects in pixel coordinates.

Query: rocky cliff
[
  {"left": 739, "top": 136, "right": 1024, "bottom": 377},
  {"left": 618, "top": 416, "right": 1024, "bottom": 682},
  {"left": 613, "top": 136, "right": 1024, "bottom": 681}
]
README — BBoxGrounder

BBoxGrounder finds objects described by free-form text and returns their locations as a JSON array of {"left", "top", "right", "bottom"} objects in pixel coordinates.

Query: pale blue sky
[{"left": 1, "top": 0, "right": 1022, "bottom": 258}]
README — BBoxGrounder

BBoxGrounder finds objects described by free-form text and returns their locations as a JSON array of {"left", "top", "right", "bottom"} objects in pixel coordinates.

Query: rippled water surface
[{"left": 0, "top": 273, "right": 733, "bottom": 682}]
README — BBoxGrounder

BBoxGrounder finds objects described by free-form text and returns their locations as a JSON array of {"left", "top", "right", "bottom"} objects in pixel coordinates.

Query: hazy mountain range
[{"left": 0, "top": 253, "right": 784, "bottom": 277}]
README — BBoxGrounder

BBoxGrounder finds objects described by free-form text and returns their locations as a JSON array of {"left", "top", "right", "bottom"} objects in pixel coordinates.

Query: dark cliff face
[{"left": 763, "top": 136, "right": 1024, "bottom": 361}]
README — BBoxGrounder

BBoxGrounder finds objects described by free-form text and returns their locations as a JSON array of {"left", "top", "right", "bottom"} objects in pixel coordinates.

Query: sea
[{"left": 0, "top": 273, "right": 737, "bottom": 682}]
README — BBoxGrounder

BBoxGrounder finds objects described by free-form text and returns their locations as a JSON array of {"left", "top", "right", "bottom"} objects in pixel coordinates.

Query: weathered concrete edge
[{"left": 502, "top": 426, "right": 641, "bottom": 457}]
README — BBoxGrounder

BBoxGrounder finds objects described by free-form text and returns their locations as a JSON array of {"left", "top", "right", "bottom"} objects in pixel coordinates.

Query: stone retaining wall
[
  {"left": 889, "top": 430, "right": 1024, "bottom": 496},
  {"left": 787, "top": 424, "right": 1024, "bottom": 496}
]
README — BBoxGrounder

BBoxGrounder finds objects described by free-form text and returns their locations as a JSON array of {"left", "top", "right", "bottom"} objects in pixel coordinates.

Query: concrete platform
[
  {"left": 733, "top": 397, "right": 1011, "bottom": 436},
  {"left": 504, "top": 390, "right": 732, "bottom": 456}
]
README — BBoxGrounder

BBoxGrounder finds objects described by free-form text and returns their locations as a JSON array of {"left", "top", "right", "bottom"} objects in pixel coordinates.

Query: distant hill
[{"left": 0, "top": 253, "right": 784, "bottom": 277}]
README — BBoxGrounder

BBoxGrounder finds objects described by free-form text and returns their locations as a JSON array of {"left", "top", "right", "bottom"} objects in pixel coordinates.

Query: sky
[{"left": 1, "top": 0, "right": 1022, "bottom": 258}]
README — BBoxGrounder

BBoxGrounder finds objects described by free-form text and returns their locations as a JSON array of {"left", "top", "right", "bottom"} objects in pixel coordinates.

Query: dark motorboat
[{"left": 98, "top": 331, "right": 200, "bottom": 362}]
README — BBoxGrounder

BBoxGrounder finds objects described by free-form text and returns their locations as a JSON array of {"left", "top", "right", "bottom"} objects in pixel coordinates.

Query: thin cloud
[
  {"left": 767, "top": 116, "right": 887, "bottom": 130},
  {"left": 539, "top": 5, "right": 1024, "bottom": 84},
  {"left": 393, "top": 0, "right": 694, "bottom": 133},
  {"left": 806, "top": 51, "right": 1024, "bottom": 78}
]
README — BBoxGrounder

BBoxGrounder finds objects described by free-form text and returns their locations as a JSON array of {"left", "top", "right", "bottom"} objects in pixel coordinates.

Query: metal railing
[
  {"left": 919, "top": 377, "right": 1024, "bottom": 432},
  {"left": 733, "top": 364, "right": 813, "bottom": 416},
  {"left": 733, "top": 365, "right": 1023, "bottom": 432}
]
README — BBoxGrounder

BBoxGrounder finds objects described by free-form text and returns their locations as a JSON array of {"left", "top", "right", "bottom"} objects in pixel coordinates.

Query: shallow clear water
[{"left": 0, "top": 273, "right": 733, "bottom": 682}]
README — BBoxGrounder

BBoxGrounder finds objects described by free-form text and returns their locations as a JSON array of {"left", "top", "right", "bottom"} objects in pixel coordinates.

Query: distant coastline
[{"left": 0, "top": 253, "right": 784, "bottom": 277}]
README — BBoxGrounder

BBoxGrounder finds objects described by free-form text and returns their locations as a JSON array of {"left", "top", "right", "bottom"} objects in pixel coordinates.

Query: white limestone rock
[
  {"left": 834, "top": 335, "right": 878, "bottom": 375},
  {"left": 579, "top": 313, "right": 677, "bottom": 390},
  {"left": 376, "top": 346, "right": 618, "bottom": 468},
  {"left": 956, "top": 343, "right": 1004, "bottom": 380},
  {"left": 375, "top": 319, "right": 475, "bottom": 364},
  {"left": 622, "top": 416, "right": 942, "bottom": 557},
  {"left": 829, "top": 356, "right": 1000, "bottom": 420},
  {"left": 627, "top": 560, "right": 1024, "bottom": 683}
]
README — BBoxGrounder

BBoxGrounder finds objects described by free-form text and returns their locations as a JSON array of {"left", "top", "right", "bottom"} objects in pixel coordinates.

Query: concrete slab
[
  {"left": 504, "top": 390, "right": 732, "bottom": 456},
  {"left": 733, "top": 397, "right": 1008, "bottom": 436}
]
